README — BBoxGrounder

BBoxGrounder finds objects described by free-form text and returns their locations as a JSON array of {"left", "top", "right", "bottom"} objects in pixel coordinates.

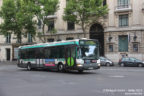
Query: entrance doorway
[
  {"left": 90, "top": 23, "right": 104, "bottom": 56},
  {"left": 6, "top": 48, "right": 11, "bottom": 61}
]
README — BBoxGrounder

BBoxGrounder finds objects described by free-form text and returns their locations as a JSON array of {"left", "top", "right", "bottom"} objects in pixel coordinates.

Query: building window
[
  {"left": 66, "top": 37, "right": 74, "bottom": 40},
  {"left": 48, "top": 20, "right": 54, "bottom": 31},
  {"left": 119, "top": 35, "right": 128, "bottom": 52},
  {"left": 119, "top": 14, "right": 128, "bottom": 27},
  {"left": 118, "top": 0, "right": 129, "bottom": 8},
  {"left": 38, "top": 19, "right": 42, "bottom": 29},
  {"left": 67, "top": 21, "right": 75, "bottom": 30},
  {"left": 133, "top": 43, "right": 138, "bottom": 52},
  {"left": 6, "top": 33, "right": 11, "bottom": 43},
  {"left": 6, "top": 48, "right": 11, "bottom": 61},
  {"left": 57, "top": 39, "right": 61, "bottom": 41},
  {"left": 66, "top": 0, "right": 69, "bottom": 4},
  {"left": 109, "top": 45, "right": 113, "bottom": 52},
  {"left": 47, "top": 38, "right": 54, "bottom": 42},
  {"left": 103, "top": 0, "right": 107, "bottom": 6},
  {"left": 28, "top": 33, "right": 33, "bottom": 43}
]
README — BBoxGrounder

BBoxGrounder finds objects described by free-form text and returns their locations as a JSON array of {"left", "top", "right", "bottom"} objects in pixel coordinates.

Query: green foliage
[
  {"left": 0, "top": 0, "right": 59, "bottom": 43},
  {"left": 35, "top": 0, "right": 59, "bottom": 42},
  {"left": 0, "top": 0, "right": 37, "bottom": 43},
  {"left": 0, "top": 0, "right": 16, "bottom": 35},
  {"left": 63, "top": 0, "right": 108, "bottom": 37}
]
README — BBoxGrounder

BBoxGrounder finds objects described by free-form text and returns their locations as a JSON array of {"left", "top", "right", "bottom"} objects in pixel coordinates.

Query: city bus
[{"left": 17, "top": 38, "right": 100, "bottom": 72}]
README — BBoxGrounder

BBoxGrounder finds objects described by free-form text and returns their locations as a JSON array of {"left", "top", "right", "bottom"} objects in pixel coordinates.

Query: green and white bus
[{"left": 17, "top": 39, "right": 100, "bottom": 72}]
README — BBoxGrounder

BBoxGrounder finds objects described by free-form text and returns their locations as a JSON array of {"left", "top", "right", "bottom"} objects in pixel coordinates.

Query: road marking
[
  {"left": 101, "top": 68, "right": 144, "bottom": 72},
  {"left": 110, "top": 75, "right": 125, "bottom": 78}
]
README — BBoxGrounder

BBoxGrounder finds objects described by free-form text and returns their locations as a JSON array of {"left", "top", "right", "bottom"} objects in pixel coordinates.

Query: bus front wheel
[
  {"left": 78, "top": 70, "right": 83, "bottom": 73},
  {"left": 58, "top": 64, "right": 64, "bottom": 72}
]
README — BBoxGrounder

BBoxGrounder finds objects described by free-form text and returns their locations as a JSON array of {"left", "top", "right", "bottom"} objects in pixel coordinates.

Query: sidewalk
[{"left": 0, "top": 61, "right": 17, "bottom": 65}]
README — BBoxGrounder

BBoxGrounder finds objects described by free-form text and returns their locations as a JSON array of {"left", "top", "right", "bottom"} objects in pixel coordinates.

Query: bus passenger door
[
  {"left": 36, "top": 48, "right": 44, "bottom": 68},
  {"left": 65, "top": 46, "right": 76, "bottom": 68}
]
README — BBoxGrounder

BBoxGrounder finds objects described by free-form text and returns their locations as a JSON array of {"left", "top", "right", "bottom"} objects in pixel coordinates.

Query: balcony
[
  {"left": 115, "top": 4, "right": 132, "bottom": 13},
  {"left": 45, "top": 15, "right": 57, "bottom": 19}
]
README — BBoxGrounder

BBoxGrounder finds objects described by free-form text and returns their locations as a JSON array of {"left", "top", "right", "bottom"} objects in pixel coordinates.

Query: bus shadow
[{"left": 19, "top": 68, "right": 99, "bottom": 75}]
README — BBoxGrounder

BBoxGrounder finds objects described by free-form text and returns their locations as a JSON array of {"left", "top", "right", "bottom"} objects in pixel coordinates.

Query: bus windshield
[{"left": 79, "top": 40, "right": 99, "bottom": 59}]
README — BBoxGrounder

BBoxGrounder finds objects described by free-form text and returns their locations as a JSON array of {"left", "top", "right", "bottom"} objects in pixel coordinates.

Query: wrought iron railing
[{"left": 116, "top": 4, "right": 131, "bottom": 10}]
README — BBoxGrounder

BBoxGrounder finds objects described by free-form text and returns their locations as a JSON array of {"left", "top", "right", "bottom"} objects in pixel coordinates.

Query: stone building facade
[
  {"left": 1, "top": 0, "right": 144, "bottom": 62},
  {"left": 105, "top": 0, "right": 144, "bottom": 62},
  {"left": 43, "top": 0, "right": 144, "bottom": 62}
]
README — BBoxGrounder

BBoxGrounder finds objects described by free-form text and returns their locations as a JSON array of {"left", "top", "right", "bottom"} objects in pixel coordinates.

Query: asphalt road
[{"left": 0, "top": 63, "right": 144, "bottom": 96}]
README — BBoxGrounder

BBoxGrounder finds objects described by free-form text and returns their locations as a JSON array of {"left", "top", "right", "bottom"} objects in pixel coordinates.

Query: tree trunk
[
  {"left": 82, "top": 22, "right": 86, "bottom": 38},
  {"left": 42, "top": 24, "right": 46, "bottom": 43}
]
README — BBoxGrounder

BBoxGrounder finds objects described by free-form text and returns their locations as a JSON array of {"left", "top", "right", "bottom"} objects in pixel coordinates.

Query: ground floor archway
[{"left": 90, "top": 23, "right": 104, "bottom": 56}]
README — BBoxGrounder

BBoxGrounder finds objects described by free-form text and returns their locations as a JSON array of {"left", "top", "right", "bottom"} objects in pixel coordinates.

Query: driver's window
[
  {"left": 71, "top": 47, "right": 76, "bottom": 58},
  {"left": 77, "top": 47, "right": 81, "bottom": 58}
]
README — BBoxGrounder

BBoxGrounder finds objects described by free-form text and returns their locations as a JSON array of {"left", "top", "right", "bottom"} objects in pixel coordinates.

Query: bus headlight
[{"left": 77, "top": 64, "right": 83, "bottom": 67}]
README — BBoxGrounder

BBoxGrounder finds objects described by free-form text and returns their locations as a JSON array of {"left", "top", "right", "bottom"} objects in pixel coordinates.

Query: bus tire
[
  {"left": 27, "top": 63, "right": 32, "bottom": 71},
  {"left": 78, "top": 70, "right": 83, "bottom": 73},
  {"left": 58, "top": 64, "right": 64, "bottom": 72}
]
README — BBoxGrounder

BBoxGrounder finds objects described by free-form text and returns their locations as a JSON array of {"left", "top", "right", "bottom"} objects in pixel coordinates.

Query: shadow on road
[{"left": 18, "top": 68, "right": 100, "bottom": 75}]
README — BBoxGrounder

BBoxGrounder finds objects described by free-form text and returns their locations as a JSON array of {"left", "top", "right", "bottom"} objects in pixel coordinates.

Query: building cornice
[
  {"left": 43, "top": 30, "right": 84, "bottom": 36},
  {"left": 105, "top": 26, "right": 144, "bottom": 32},
  {"left": 0, "top": 43, "right": 36, "bottom": 46}
]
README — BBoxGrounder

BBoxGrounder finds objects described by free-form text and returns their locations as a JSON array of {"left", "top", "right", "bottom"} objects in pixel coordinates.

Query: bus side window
[
  {"left": 35, "top": 48, "right": 44, "bottom": 59},
  {"left": 39, "top": 48, "right": 44, "bottom": 59},
  {"left": 59, "top": 46, "right": 64, "bottom": 58},
  {"left": 44, "top": 47, "right": 50, "bottom": 58},
  {"left": 20, "top": 49, "right": 27, "bottom": 59},
  {"left": 71, "top": 47, "right": 76, "bottom": 58},
  {"left": 35, "top": 48, "right": 38, "bottom": 59},
  {"left": 54, "top": 47, "right": 58, "bottom": 58},
  {"left": 49, "top": 47, "right": 57, "bottom": 59},
  {"left": 65, "top": 46, "right": 70, "bottom": 58},
  {"left": 40, "top": 48, "right": 44, "bottom": 59},
  {"left": 49, "top": 47, "right": 54, "bottom": 59},
  {"left": 27, "top": 48, "right": 35, "bottom": 59}
]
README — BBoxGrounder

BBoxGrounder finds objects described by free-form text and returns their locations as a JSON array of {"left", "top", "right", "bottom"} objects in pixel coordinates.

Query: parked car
[
  {"left": 118, "top": 57, "right": 144, "bottom": 67},
  {"left": 99, "top": 57, "right": 114, "bottom": 66}
]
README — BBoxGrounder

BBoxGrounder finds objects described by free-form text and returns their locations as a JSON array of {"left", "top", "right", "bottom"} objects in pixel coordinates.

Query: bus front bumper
[{"left": 76, "top": 63, "right": 100, "bottom": 70}]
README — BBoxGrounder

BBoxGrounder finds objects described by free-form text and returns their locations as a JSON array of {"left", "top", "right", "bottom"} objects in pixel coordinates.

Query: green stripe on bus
[{"left": 21, "top": 41, "right": 79, "bottom": 49}]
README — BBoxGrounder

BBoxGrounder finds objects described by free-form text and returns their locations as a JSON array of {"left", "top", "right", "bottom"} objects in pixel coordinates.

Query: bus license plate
[
  {"left": 88, "top": 67, "right": 93, "bottom": 69},
  {"left": 91, "top": 60, "right": 97, "bottom": 63}
]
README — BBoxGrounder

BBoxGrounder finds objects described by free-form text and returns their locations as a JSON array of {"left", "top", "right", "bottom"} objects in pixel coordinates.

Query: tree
[
  {"left": 16, "top": 0, "right": 37, "bottom": 43},
  {"left": 0, "top": 0, "right": 16, "bottom": 37},
  {"left": 63, "top": 0, "right": 108, "bottom": 38},
  {"left": 0, "top": 0, "right": 37, "bottom": 43},
  {"left": 35, "top": 0, "right": 59, "bottom": 43}
]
